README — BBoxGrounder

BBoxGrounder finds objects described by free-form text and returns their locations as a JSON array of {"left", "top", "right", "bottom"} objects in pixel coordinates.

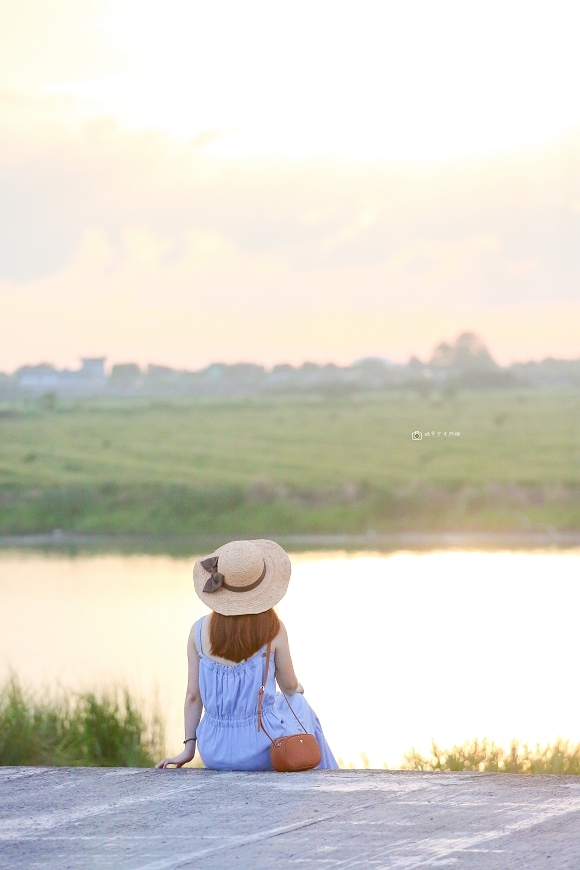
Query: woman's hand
[
  {"left": 286, "top": 682, "right": 304, "bottom": 696},
  {"left": 156, "top": 743, "right": 195, "bottom": 769}
]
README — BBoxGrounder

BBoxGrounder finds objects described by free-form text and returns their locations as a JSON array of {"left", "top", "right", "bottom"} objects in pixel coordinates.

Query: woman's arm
[
  {"left": 273, "top": 621, "right": 304, "bottom": 695},
  {"left": 156, "top": 622, "right": 203, "bottom": 769}
]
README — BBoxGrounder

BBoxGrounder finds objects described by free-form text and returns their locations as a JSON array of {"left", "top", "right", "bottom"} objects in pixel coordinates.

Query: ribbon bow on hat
[
  {"left": 199, "top": 554, "right": 267, "bottom": 594},
  {"left": 200, "top": 556, "right": 225, "bottom": 592}
]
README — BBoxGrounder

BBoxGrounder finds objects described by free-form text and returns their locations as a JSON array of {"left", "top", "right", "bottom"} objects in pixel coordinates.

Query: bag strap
[
  {"left": 282, "top": 693, "right": 308, "bottom": 734},
  {"left": 257, "top": 642, "right": 273, "bottom": 740},
  {"left": 257, "top": 642, "right": 308, "bottom": 738}
]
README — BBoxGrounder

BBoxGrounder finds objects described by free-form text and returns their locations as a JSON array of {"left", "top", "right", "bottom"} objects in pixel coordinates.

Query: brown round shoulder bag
[{"left": 257, "top": 642, "right": 322, "bottom": 772}]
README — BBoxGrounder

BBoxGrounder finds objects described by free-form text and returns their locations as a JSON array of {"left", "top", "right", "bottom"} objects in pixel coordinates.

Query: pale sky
[{"left": 1, "top": 0, "right": 579, "bottom": 369}]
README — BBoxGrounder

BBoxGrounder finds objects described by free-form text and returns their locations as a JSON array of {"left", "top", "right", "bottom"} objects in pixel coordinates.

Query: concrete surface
[{"left": 2, "top": 767, "right": 580, "bottom": 869}]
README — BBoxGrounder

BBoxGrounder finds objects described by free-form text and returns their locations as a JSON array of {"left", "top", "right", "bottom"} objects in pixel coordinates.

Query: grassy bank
[
  {"left": 0, "top": 481, "right": 579, "bottom": 536},
  {"left": 401, "top": 738, "right": 580, "bottom": 775},
  {"left": 1, "top": 391, "right": 578, "bottom": 535},
  {"left": 3, "top": 675, "right": 579, "bottom": 774},
  {"left": 0, "top": 678, "right": 164, "bottom": 767}
]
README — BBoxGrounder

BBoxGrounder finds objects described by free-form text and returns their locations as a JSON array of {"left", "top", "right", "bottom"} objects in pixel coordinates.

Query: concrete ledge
[{"left": 2, "top": 768, "right": 580, "bottom": 868}]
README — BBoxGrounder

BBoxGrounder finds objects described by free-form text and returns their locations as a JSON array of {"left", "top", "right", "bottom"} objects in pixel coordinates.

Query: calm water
[{"left": 1, "top": 549, "right": 579, "bottom": 767}]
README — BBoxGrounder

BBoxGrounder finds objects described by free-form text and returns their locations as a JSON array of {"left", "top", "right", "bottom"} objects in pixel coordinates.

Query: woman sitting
[{"left": 156, "top": 539, "right": 338, "bottom": 770}]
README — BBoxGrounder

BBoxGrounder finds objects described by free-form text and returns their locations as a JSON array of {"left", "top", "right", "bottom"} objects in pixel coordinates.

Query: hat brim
[{"left": 193, "top": 539, "right": 291, "bottom": 615}]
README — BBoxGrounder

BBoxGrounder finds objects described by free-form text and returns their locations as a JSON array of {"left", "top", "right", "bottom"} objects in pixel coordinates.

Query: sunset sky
[{"left": 1, "top": 0, "right": 579, "bottom": 370}]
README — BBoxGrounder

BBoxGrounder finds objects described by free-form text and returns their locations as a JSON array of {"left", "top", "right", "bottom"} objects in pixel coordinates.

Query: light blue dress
[{"left": 195, "top": 618, "right": 338, "bottom": 770}]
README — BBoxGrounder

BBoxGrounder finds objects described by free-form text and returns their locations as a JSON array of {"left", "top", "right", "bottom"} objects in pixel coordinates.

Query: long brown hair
[{"left": 209, "top": 609, "right": 280, "bottom": 663}]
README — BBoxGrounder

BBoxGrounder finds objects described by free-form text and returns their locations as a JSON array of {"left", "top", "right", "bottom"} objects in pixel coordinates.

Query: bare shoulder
[{"left": 188, "top": 619, "right": 200, "bottom": 655}]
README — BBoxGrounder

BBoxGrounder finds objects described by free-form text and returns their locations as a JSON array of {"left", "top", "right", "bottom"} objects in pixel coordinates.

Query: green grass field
[{"left": 0, "top": 390, "right": 578, "bottom": 535}]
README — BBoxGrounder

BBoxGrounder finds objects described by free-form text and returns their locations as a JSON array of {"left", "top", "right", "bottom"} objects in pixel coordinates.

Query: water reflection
[{"left": 1, "top": 549, "right": 579, "bottom": 767}]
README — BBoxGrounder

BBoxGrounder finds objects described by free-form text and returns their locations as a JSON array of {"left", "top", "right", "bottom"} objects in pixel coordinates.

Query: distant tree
[
  {"left": 110, "top": 363, "right": 141, "bottom": 381},
  {"left": 407, "top": 355, "right": 425, "bottom": 372},
  {"left": 430, "top": 341, "right": 454, "bottom": 368},
  {"left": 147, "top": 365, "right": 177, "bottom": 378},
  {"left": 430, "top": 332, "right": 498, "bottom": 372},
  {"left": 222, "top": 364, "right": 265, "bottom": 382},
  {"left": 109, "top": 364, "right": 142, "bottom": 393}
]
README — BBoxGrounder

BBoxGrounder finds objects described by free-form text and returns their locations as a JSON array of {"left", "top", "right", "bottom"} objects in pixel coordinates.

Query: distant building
[
  {"left": 15, "top": 358, "right": 107, "bottom": 393},
  {"left": 16, "top": 364, "right": 60, "bottom": 389},
  {"left": 80, "top": 358, "right": 107, "bottom": 385}
]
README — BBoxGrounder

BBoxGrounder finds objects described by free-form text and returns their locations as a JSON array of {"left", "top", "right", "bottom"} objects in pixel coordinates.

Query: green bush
[
  {"left": 403, "top": 738, "right": 580, "bottom": 775},
  {"left": 0, "top": 676, "right": 164, "bottom": 767}
]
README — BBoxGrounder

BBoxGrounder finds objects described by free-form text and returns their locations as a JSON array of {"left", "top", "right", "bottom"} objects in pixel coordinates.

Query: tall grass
[
  {"left": 402, "top": 738, "right": 580, "bottom": 775},
  {"left": 0, "top": 677, "right": 164, "bottom": 767}
]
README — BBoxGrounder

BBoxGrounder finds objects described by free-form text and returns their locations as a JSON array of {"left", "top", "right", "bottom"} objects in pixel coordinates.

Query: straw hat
[{"left": 193, "top": 539, "right": 291, "bottom": 615}]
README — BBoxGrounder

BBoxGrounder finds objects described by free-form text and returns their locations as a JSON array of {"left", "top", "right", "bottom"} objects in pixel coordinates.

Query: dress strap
[{"left": 196, "top": 617, "right": 204, "bottom": 658}]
